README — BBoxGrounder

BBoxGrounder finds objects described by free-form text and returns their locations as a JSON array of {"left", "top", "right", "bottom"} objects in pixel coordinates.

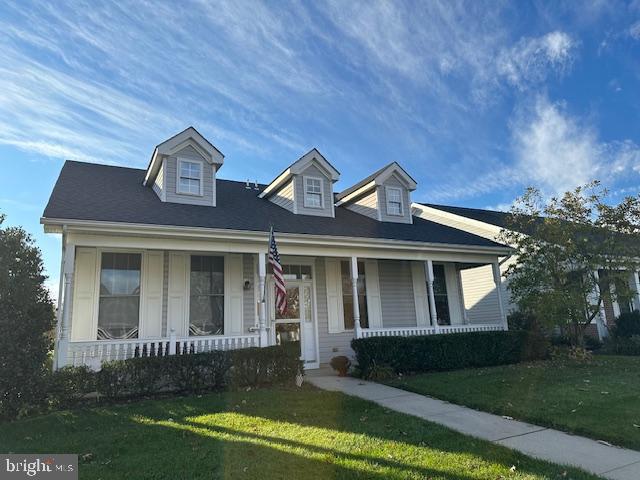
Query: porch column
[
  {"left": 56, "top": 242, "right": 75, "bottom": 369},
  {"left": 629, "top": 271, "right": 640, "bottom": 312},
  {"left": 492, "top": 261, "right": 508, "bottom": 330},
  {"left": 425, "top": 260, "right": 439, "bottom": 332},
  {"left": 592, "top": 270, "right": 608, "bottom": 340},
  {"left": 258, "top": 252, "right": 269, "bottom": 347},
  {"left": 350, "top": 256, "right": 362, "bottom": 339},
  {"left": 457, "top": 267, "right": 469, "bottom": 324}
]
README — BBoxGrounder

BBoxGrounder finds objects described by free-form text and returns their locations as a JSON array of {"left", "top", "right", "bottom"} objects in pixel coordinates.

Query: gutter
[{"left": 41, "top": 217, "right": 512, "bottom": 256}]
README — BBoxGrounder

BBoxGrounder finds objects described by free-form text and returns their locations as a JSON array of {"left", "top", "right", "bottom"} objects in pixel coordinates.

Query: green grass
[
  {"left": 386, "top": 355, "right": 640, "bottom": 451},
  {"left": 0, "top": 386, "right": 600, "bottom": 479}
]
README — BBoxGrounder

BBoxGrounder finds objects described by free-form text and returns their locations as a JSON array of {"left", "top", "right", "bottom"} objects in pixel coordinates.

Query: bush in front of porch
[
  {"left": 14, "top": 345, "right": 302, "bottom": 419},
  {"left": 352, "top": 331, "right": 548, "bottom": 379}
]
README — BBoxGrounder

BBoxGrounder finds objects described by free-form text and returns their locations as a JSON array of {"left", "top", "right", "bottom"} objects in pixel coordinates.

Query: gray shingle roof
[{"left": 42, "top": 161, "right": 507, "bottom": 250}]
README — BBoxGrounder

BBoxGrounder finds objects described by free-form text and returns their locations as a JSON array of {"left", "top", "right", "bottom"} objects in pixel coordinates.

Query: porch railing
[
  {"left": 68, "top": 333, "right": 260, "bottom": 368},
  {"left": 360, "top": 323, "right": 504, "bottom": 339}
]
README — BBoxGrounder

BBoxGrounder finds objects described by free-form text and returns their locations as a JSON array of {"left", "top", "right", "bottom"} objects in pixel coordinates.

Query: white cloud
[
  {"left": 512, "top": 95, "right": 640, "bottom": 195},
  {"left": 630, "top": 20, "right": 640, "bottom": 39},
  {"left": 497, "top": 31, "right": 577, "bottom": 88}
]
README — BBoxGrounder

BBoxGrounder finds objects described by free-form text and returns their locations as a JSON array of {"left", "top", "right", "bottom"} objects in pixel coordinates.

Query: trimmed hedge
[
  {"left": 2, "top": 345, "right": 301, "bottom": 419},
  {"left": 352, "top": 331, "right": 549, "bottom": 378}
]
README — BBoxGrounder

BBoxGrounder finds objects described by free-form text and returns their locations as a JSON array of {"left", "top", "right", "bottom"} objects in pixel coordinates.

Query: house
[
  {"left": 42, "top": 127, "right": 511, "bottom": 371},
  {"left": 413, "top": 203, "right": 640, "bottom": 340}
]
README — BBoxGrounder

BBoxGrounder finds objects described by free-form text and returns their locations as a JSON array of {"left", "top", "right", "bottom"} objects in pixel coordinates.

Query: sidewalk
[{"left": 306, "top": 374, "right": 640, "bottom": 480}]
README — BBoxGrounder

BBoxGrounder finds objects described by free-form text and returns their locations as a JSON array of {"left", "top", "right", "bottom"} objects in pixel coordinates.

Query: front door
[{"left": 269, "top": 279, "right": 318, "bottom": 368}]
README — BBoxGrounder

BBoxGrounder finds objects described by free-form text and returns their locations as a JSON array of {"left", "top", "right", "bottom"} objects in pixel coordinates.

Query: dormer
[
  {"left": 259, "top": 148, "right": 340, "bottom": 218},
  {"left": 336, "top": 162, "right": 417, "bottom": 224},
  {"left": 143, "top": 127, "right": 224, "bottom": 206}
]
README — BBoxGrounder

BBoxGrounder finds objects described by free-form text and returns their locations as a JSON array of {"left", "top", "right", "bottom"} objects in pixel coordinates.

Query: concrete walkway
[{"left": 306, "top": 374, "right": 640, "bottom": 480}]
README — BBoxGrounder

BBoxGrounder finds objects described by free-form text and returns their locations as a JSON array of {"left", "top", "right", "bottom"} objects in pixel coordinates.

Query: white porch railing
[
  {"left": 360, "top": 323, "right": 504, "bottom": 339},
  {"left": 68, "top": 334, "right": 260, "bottom": 368}
]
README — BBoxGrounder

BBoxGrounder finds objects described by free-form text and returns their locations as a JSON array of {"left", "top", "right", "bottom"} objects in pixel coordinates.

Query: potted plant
[{"left": 329, "top": 356, "right": 351, "bottom": 376}]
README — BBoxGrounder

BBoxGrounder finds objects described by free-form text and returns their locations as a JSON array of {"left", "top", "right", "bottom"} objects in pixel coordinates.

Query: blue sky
[{"left": 1, "top": 0, "right": 640, "bottom": 300}]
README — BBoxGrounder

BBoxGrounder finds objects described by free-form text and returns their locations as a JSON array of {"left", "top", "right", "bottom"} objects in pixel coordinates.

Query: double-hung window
[
  {"left": 98, "top": 252, "right": 141, "bottom": 340},
  {"left": 340, "top": 261, "right": 368, "bottom": 329},
  {"left": 386, "top": 187, "right": 403, "bottom": 215},
  {"left": 304, "top": 177, "right": 323, "bottom": 208},
  {"left": 431, "top": 264, "right": 451, "bottom": 325},
  {"left": 189, "top": 255, "right": 224, "bottom": 335},
  {"left": 178, "top": 159, "right": 202, "bottom": 195}
]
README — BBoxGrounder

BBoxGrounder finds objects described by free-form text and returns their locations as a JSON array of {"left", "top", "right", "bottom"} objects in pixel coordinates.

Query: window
[
  {"left": 340, "top": 261, "right": 368, "bottom": 329},
  {"left": 431, "top": 264, "right": 450, "bottom": 325},
  {"left": 386, "top": 186, "right": 403, "bottom": 215},
  {"left": 98, "top": 252, "right": 141, "bottom": 340},
  {"left": 189, "top": 255, "right": 224, "bottom": 335},
  {"left": 177, "top": 159, "right": 202, "bottom": 195},
  {"left": 304, "top": 176, "right": 323, "bottom": 208}
]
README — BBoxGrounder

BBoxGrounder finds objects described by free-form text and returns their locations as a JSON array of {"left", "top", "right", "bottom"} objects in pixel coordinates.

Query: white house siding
[
  {"left": 269, "top": 179, "right": 295, "bottom": 212},
  {"left": 164, "top": 146, "right": 216, "bottom": 206},
  {"left": 294, "top": 163, "right": 334, "bottom": 217},
  {"left": 345, "top": 189, "right": 379, "bottom": 220},
  {"left": 243, "top": 253, "right": 256, "bottom": 332},
  {"left": 459, "top": 265, "right": 502, "bottom": 324},
  {"left": 153, "top": 161, "right": 164, "bottom": 199},
  {"left": 315, "top": 257, "right": 354, "bottom": 363},
  {"left": 378, "top": 174, "right": 412, "bottom": 224},
  {"left": 379, "top": 260, "right": 417, "bottom": 327}
]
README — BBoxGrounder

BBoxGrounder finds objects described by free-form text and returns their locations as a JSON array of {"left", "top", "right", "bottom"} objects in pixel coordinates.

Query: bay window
[
  {"left": 98, "top": 252, "right": 141, "bottom": 340},
  {"left": 189, "top": 255, "right": 224, "bottom": 335}
]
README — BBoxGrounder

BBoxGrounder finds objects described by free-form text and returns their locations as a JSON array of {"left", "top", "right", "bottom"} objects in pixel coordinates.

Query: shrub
[
  {"left": 601, "top": 335, "right": 640, "bottom": 356},
  {"left": 584, "top": 335, "right": 603, "bottom": 351},
  {"left": 329, "top": 356, "right": 351, "bottom": 376},
  {"left": 48, "top": 366, "right": 96, "bottom": 408},
  {"left": 96, "top": 345, "right": 302, "bottom": 399},
  {"left": 613, "top": 311, "right": 640, "bottom": 338},
  {"left": 351, "top": 331, "right": 549, "bottom": 378},
  {"left": 0, "top": 215, "right": 55, "bottom": 420},
  {"left": 507, "top": 311, "right": 539, "bottom": 332}
]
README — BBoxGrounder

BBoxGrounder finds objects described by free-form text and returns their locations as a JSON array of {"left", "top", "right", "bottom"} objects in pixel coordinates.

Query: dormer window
[
  {"left": 386, "top": 186, "right": 403, "bottom": 215},
  {"left": 304, "top": 176, "right": 323, "bottom": 208},
  {"left": 178, "top": 159, "right": 203, "bottom": 195}
]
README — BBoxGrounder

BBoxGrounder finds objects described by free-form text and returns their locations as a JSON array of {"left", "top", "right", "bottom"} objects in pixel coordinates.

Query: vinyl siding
[
  {"left": 269, "top": 178, "right": 295, "bottom": 212},
  {"left": 379, "top": 260, "right": 417, "bottom": 326},
  {"left": 345, "top": 189, "right": 379, "bottom": 220},
  {"left": 294, "top": 164, "right": 334, "bottom": 217},
  {"left": 378, "top": 174, "right": 412, "bottom": 224},
  {"left": 316, "top": 257, "right": 354, "bottom": 363},
  {"left": 165, "top": 145, "right": 215, "bottom": 206},
  {"left": 459, "top": 265, "right": 501, "bottom": 324},
  {"left": 243, "top": 253, "right": 256, "bottom": 331},
  {"left": 414, "top": 207, "right": 500, "bottom": 240},
  {"left": 153, "top": 161, "right": 165, "bottom": 200}
]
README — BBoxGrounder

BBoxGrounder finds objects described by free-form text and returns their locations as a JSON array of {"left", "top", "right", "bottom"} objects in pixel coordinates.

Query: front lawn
[
  {"left": 0, "top": 385, "right": 599, "bottom": 479},
  {"left": 386, "top": 355, "right": 640, "bottom": 451}
]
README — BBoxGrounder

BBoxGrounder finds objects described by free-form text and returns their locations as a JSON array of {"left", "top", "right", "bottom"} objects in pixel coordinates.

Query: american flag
[{"left": 269, "top": 228, "right": 287, "bottom": 314}]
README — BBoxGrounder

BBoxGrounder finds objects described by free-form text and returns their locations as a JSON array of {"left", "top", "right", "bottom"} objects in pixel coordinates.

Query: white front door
[{"left": 269, "top": 279, "right": 319, "bottom": 368}]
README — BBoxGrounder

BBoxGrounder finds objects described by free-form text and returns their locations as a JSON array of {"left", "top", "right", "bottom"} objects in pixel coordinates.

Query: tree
[
  {"left": 500, "top": 181, "right": 640, "bottom": 346},
  {"left": 0, "top": 212, "right": 55, "bottom": 418}
]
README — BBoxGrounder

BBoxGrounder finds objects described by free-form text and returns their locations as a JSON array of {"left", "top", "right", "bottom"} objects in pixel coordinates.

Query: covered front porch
[{"left": 53, "top": 227, "right": 509, "bottom": 370}]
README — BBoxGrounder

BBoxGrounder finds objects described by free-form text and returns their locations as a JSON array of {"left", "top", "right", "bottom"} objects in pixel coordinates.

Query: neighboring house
[
  {"left": 42, "top": 127, "right": 510, "bottom": 371},
  {"left": 412, "top": 203, "right": 640, "bottom": 339}
]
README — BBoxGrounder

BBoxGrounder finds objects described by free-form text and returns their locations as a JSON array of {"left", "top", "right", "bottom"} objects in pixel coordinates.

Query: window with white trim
[
  {"left": 189, "top": 255, "right": 225, "bottom": 335},
  {"left": 304, "top": 177, "right": 323, "bottom": 208},
  {"left": 98, "top": 252, "right": 141, "bottom": 340},
  {"left": 386, "top": 186, "right": 403, "bottom": 215},
  {"left": 177, "top": 159, "right": 202, "bottom": 195}
]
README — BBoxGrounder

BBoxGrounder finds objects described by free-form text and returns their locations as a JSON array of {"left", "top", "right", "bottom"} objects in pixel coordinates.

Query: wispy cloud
[{"left": 497, "top": 32, "right": 577, "bottom": 89}]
